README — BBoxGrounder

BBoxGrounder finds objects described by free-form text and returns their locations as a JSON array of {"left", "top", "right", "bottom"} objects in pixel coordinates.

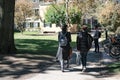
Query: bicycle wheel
[
  {"left": 109, "top": 45, "right": 120, "bottom": 59},
  {"left": 103, "top": 43, "right": 110, "bottom": 53}
]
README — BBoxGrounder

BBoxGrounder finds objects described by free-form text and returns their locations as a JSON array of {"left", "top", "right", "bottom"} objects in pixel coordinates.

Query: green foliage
[
  {"left": 107, "top": 62, "right": 120, "bottom": 73},
  {"left": 45, "top": 4, "right": 82, "bottom": 25},
  {"left": 69, "top": 9, "right": 82, "bottom": 24},
  {"left": 45, "top": 4, "right": 66, "bottom": 25}
]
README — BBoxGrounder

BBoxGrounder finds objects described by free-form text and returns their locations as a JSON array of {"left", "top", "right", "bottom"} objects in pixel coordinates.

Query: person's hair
[
  {"left": 61, "top": 24, "right": 67, "bottom": 31},
  {"left": 82, "top": 25, "right": 87, "bottom": 30},
  {"left": 62, "top": 24, "right": 67, "bottom": 28},
  {"left": 95, "top": 25, "right": 99, "bottom": 29}
]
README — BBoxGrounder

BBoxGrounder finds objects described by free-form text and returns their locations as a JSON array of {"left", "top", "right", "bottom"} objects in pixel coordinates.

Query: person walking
[
  {"left": 56, "top": 24, "right": 72, "bottom": 72},
  {"left": 76, "top": 25, "right": 93, "bottom": 72},
  {"left": 93, "top": 25, "right": 101, "bottom": 53},
  {"left": 105, "top": 28, "right": 108, "bottom": 40}
]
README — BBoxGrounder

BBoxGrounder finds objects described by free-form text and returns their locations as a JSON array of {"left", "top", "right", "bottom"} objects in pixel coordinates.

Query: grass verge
[
  {"left": 14, "top": 32, "right": 76, "bottom": 56},
  {"left": 107, "top": 62, "right": 120, "bottom": 74}
]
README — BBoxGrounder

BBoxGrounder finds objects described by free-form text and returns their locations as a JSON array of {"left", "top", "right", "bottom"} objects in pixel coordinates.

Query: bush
[{"left": 115, "top": 26, "right": 120, "bottom": 34}]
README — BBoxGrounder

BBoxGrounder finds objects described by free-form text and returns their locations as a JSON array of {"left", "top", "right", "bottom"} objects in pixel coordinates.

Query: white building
[{"left": 25, "top": 0, "right": 62, "bottom": 33}]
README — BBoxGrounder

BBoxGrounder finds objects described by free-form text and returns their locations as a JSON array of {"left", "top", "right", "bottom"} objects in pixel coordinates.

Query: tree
[
  {"left": 15, "top": 0, "right": 33, "bottom": 33},
  {"left": 45, "top": 4, "right": 66, "bottom": 25},
  {"left": 0, "top": 0, "right": 16, "bottom": 54},
  {"left": 45, "top": 3, "right": 82, "bottom": 26},
  {"left": 68, "top": 0, "right": 96, "bottom": 29},
  {"left": 96, "top": 0, "right": 120, "bottom": 31}
]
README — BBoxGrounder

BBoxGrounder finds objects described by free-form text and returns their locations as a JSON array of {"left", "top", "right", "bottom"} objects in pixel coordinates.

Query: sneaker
[
  {"left": 82, "top": 66, "right": 86, "bottom": 72},
  {"left": 61, "top": 67, "right": 64, "bottom": 72}
]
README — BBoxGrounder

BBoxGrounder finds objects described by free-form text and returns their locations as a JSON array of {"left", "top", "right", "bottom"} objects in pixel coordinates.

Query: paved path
[
  {"left": 25, "top": 41, "right": 119, "bottom": 80},
  {"left": 0, "top": 39, "right": 119, "bottom": 80}
]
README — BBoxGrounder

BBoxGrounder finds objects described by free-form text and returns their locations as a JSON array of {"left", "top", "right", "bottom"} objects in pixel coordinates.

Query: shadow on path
[
  {"left": 0, "top": 39, "right": 119, "bottom": 80},
  {"left": 0, "top": 54, "right": 56, "bottom": 80},
  {"left": 0, "top": 39, "right": 58, "bottom": 80}
]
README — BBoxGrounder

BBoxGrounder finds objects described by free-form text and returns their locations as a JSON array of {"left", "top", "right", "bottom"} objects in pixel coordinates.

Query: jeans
[
  {"left": 80, "top": 52, "right": 87, "bottom": 67},
  {"left": 94, "top": 39, "right": 99, "bottom": 52}
]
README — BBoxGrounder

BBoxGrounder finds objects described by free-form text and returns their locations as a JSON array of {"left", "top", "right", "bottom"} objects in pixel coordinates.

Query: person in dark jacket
[
  {"left": 56, "top": 24, "right": 72, "bottom": 72},
  {"left": 76, "top": 25, "right": 93, "bottom": 72},
  {"left": 93, "top": 25, "right": 101, "bottom": 53}
]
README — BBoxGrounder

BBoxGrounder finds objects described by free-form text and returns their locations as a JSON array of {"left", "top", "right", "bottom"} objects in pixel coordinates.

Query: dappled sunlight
[
  {"left": 0, "top": 33, "right": 119, "bottom": 80},
  {"left": 0, "top": 53, "right": 55, "bottom": 80},
  {"left": 15, "top": 39, "right": 58, "bottom": 55}
]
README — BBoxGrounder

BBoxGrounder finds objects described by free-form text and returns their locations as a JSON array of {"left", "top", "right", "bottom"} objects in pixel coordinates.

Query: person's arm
[
  {"left": 88, "top": 33, "right": 93, "bottom": 41},
  {"left": 58, "top": 32, "right": 60, "bottom": 42},
  {"left": 68, "top": 32, "right": 71, "bottom": 42},
  {"left": 76, "top": 35, "right": 81, "bottom": 51}
]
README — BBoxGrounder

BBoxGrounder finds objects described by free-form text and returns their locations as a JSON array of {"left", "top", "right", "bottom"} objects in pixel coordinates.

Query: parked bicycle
[{"left": 103, "top": 34, "right": 120, "bottom": 59}]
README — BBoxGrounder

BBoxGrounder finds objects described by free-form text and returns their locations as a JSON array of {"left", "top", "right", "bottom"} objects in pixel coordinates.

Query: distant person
[
  {"left": 56, "top": 24, "right": 72, "bottom": 72},
  {"left": 105, "top": 28, "right": 108, "bottom": 40},
  {"left": 76, "top": 25, "right": 93, "bottom": 72},
  {"left": 93, "top": 25, "right": 101, "bottom": 53}
]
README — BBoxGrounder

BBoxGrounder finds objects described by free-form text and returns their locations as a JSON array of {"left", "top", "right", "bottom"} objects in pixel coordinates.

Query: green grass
[
  {"left": 14, "top": 32, "right": 76, "bottom": 56},
  {"left": 107, "top": 62, "right": 120, "bottom": 74}
]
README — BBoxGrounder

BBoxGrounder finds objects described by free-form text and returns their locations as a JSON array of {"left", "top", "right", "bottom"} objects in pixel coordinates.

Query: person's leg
[
  {"left": 94, "top": 39, "right": 97, "bottom": 52},
  {"left": 80, "top": 52, "right": 83, "bottom": 67},
  {"left": 56, "top": 45, "right": 61, "bottom": 61},
  {"left": 66, "top": 59, "right": 69, "bottom": 68},
  {"left": 80, "top": 52, "right": 87, "bottom": 70},
  {"left": 82, "top": 52, "right": 87, "bottom": 68},
  {"left": 96, "top": 39, "right": 99, "bottom": 53},
  {"left": 80, "top": 52, "right": 87, "bottom": 72},
  {"left": 97, "top": 43, "right": 99, "bottom": 53},
  {"left": 60, "top": 59, "right": 64, "bottom": 72},
  {"left": 94, "top": 39, "right": 100, "bottom": 53}
]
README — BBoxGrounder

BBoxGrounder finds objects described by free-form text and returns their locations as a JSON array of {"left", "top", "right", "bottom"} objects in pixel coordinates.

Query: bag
[
  {"left": 60, "top": 32, "right": 67, "bottom": 47},
  {"left": 87, "top": 34, "right": 93, "bottom": 50},
  {"left": 78, "top": 32, "right": 82, "bottom": 38},
  {"left": 69, "top": 47, "right": 72, "bottom": 58}
]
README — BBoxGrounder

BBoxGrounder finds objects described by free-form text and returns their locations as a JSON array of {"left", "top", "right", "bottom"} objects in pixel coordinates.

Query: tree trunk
[{"left": 0, "top": 0, "right": 16, "bottom": 54}]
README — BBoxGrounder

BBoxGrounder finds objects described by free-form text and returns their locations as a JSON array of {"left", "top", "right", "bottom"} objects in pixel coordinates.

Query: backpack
[
  {"left": 78, "top": 32, "right": 82, "bottom": 38},
  {"left": 87, "top": 34, "right": 93, "bottom": 49},
  {"left": 59, "top": 32, "right": 67, "bottom": 47}
]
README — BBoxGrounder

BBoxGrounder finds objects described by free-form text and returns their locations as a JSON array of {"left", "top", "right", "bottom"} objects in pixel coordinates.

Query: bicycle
[{"left": 103, "top": 35, "right": 120, "bottom": 59}]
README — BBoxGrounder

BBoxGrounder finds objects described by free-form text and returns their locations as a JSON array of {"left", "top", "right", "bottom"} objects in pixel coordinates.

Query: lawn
[
  {"left": 107, "top": 62, "right": 120, "bottom": 74},
  {"left": 14, "top": 31, "right": 77, "bottom": 56}
]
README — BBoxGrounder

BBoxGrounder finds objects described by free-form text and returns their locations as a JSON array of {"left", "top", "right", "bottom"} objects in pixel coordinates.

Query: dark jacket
[{"left": 76, "top": 31, "right": 93, "bottom": 52}]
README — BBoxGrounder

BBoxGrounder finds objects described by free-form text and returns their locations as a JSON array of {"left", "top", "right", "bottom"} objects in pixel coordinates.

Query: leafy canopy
[{"left": 45, "top": 4, "right": 66, "bottom": 25}]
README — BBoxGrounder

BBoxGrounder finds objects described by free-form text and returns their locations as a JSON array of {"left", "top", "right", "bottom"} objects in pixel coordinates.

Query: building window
[
  {"left": 26, "top": 22, "right": 30, "bottom": 28},
  {"left": 44, "top": 22, "right": 51, "bottom": 28},
  {"left": 34, "top": 9, "right": 39, "bottom": 16},
  {"left": 33, "top": 0, "right": 39, "bottom": 2},
  {"left": 38, "top": 22, "right": 40, "bottom": 27},
  {"left": 30, "top": 22, "right": 34, "bottom": 28},
  {"left": 33, "top": 0, "right": 36, "bottom": 2}
]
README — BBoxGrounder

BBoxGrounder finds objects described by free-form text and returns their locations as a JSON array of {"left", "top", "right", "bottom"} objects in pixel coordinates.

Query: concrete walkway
[
  {"left": 25, "top": 42, "right": 119, "bottom": 80},
  {"left": 0, "top": 39, "right": 119, "bottom": 80}
]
